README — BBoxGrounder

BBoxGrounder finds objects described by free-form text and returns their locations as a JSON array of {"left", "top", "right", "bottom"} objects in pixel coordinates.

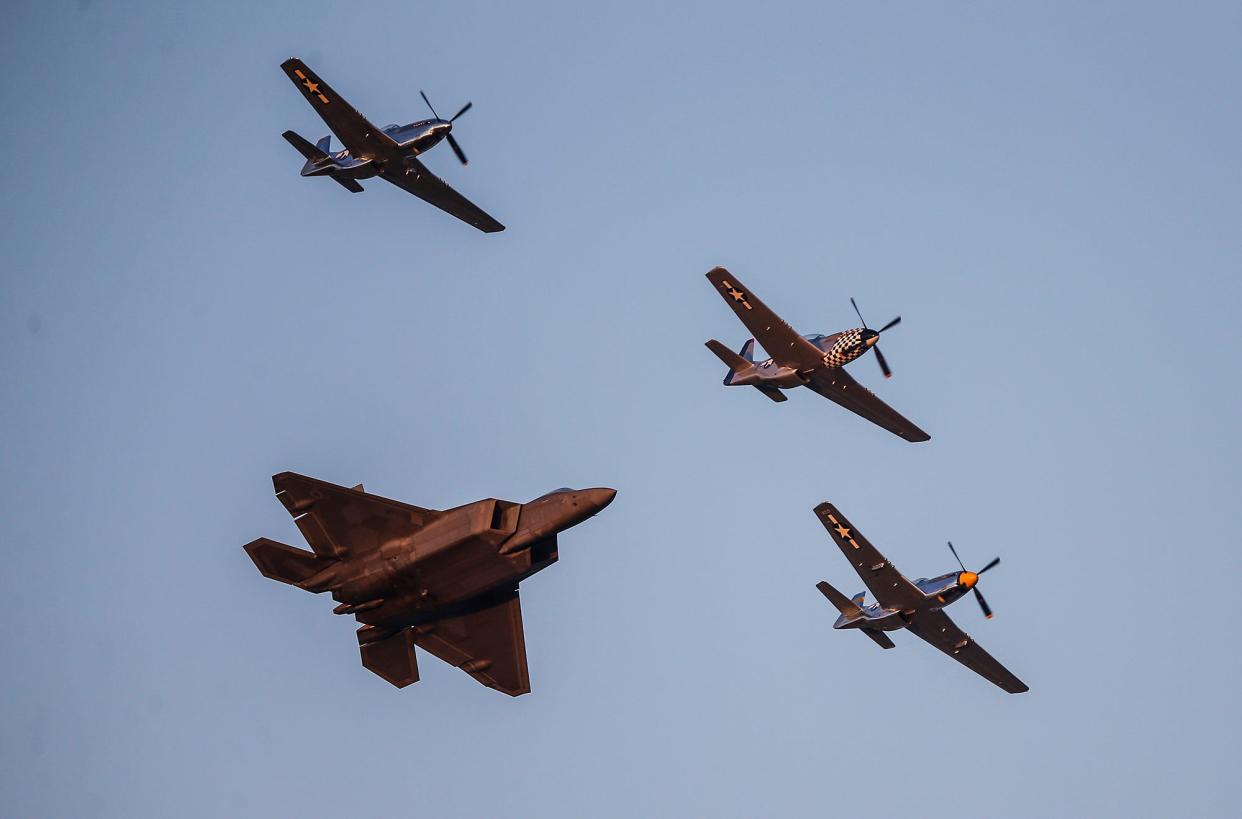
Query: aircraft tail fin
[
  {"left": 705, "top": 339, "right": 754, "bottom": 386},
  {"left": 281, "top": 130, "right": 364, "bottom": 192},
  {"left": 816, "top": 580, "right": 862, "bottom": 617},
  {"left": 358, "top": 627, "right": 420, "bottom": 688},
  {"left": 706, "top": 338, "right": 787, "bottom": 401},
  {"left": 244, "top": 537, "right": 325, "bottom": 586},
  {"left": 282, "top": 129, "right": 328, "bottom": 162}
]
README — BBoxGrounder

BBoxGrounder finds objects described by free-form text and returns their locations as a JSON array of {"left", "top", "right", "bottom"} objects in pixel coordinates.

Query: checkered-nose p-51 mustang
[
  {"left": 703, "top": 267, "right": 929, "bottom": 442},
  {"left": 813, "top": 502, "right": 1028, "bottom": 694},
  {"left": 279, "top": 58, "right": 504, "bottom": 233}
]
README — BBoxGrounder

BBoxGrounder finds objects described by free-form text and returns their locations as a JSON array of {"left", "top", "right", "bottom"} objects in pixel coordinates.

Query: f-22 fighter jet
[
  {"left": 245, "top": 472, "right": 615, "bottom": 695},
  {"left": 813, "top": 502, "right": 1028, "bottom": 693},
  {"left": 704, "top": 267, "right": 929, "bottom": 442},
  {"left": 279, "top": 58, "right": 504, "bottom": 232}
]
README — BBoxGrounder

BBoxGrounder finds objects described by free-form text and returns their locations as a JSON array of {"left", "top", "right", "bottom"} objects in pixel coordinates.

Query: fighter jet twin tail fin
[{"left": 704, "top": 338, "right": 787, "bottom": 403}]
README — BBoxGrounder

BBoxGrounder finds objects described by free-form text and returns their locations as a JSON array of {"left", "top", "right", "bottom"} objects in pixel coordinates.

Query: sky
[{"left": 2, "top": 1, "right": 1241, "bottom": 816}]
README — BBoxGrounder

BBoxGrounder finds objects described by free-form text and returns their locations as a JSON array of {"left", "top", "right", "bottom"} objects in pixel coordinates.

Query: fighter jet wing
[
  {"left": 804, "top": 366, "right": 931, "bottom": 442},
  {"left": 705, "top": 267, "right": 825, "bottom": 371},
  {"left": 380, "top": 158, "right": 505, "bottom": 233},
  {"left": 410, "top": 587, "right": 530, "bottom": 696},
  {"left": 280, "top": 58, "right": 399, "bottom": 159},
  {"left": 272, "top": 472, "right": 439, "bottom": 559},
  {"left": 905, "top": 608, "right": 1029, "bottom": 693},
  {"left": 814, "top": 502, "right": 925, "bottom": 611}
]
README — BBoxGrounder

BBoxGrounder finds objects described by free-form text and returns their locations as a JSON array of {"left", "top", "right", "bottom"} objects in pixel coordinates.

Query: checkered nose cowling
[{"left": 821, "top": 329, "right": 867, "bottom": 368}]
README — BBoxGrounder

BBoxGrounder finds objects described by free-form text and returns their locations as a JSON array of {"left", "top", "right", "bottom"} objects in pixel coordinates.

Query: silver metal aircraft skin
[
  {"left": 812, "top": 502, "right": 1028, "bottom": 694},
  {"left": 279, "top": 58, "right": 504, "bottom": 233},
  {"left": 703, "top": 267, "right": 929, "bottom": 442}
]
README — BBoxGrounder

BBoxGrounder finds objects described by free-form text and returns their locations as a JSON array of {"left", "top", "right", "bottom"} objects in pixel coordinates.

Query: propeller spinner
[
  {"left": 948, "top": 541, "right": 1001, "bottom": 620},
  {"left": 849, "top": 297, "right": 902, "bottom": 379}
]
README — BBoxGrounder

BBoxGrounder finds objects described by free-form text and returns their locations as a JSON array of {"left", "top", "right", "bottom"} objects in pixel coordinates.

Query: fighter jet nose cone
[{"left": 586, "top": 487, "right": 618, "bottom": 511}]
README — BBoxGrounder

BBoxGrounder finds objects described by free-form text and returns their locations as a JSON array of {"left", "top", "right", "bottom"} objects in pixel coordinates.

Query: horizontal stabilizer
[
  {"left": 282, "top": 130, "right": 327, "bottom": 161},
  {"left": 862, "top": 628, "right": 896, "bottom": 649},
  {"left": 243, "top": 537, "right": 323, "bottom": 585},
  {"left": 705, "top": 339, "right": 751, "bottom": 377},
  {"left": 816, "top": 580, "right": 861, "bottom": 617},
  {"left": 755, "top": 385, "right": 788, "bottom": 402},
  {"left": 359, "top": 628, "right": 420, "bottom": 688},
  {"left": 331, "top": 175, "right": 364, "bottom": 193}
]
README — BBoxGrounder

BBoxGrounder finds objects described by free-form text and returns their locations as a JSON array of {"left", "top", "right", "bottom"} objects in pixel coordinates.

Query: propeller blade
[
  {"left": 978, "top": 557, "right": 1000, "bottom": 574},
  {"left": 445, "top": 133, "right": 468, "bottom": 165},
  {"left": 947, "top": 541, "right": 967, "bottom": 573},
  {"left": 419, "top": 90, "right": 440, "bottom": 120},
  {"left": 449, "top": 101, "right": 473, "bottom": 121},
  {"left": 877, "top": 315, "right": 901, "bottom": 334},
  {"left": 849, "top": 297, "right": 869, "bottom": 329},
  {"left": 973, "top": 587, "right": 994, "bottom": 619},
  {"left": 873, "top": 345, "right": 892, "bottom": 379}
]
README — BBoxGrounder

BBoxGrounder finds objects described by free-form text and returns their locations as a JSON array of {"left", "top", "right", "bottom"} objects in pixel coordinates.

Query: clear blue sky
[{"left": 3, "top": 2, "right": 1240, "bottom": 816}]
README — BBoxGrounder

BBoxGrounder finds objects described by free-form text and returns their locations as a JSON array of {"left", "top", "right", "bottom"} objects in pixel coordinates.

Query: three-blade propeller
[
  {"left": 948, "top": 541, "right": 1001, "bottom": 620},
  {"left": 420, "top": 91, "right": 474, "bottom": 165},
  {"left": 849, "top": 297, "right": 901, "bottom": 379}
]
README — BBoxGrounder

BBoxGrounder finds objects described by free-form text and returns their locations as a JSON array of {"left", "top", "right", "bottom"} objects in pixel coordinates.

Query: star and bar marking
[
  {"left": 826, "top": 512, "right": 861, "bottom": 549},
  {"left": 722, "top": 280, "right": 752, "bottom": 310},
  {"left": 293, "top": 69, "right": 329, "bottom": 104}
]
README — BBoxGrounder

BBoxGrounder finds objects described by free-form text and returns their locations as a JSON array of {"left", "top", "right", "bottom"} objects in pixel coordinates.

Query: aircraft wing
[
  {"left": 272, "top": 472, "right": 439, "bottom": 559},
  {"left": 804, "top": 366, "right": 931, "bottom": 442},
  {"left": 411, "top": 587, "right": 530, "bottom": 696},
  {"left": 814, "top": 502, "right": 925, "bottom": 611},
  {"left": 905, "top": 608, "right": 1029, "bottom": 693},
  {"left": 705, "top": 267, "right": 825, "bottom": 371},
  {"left": 280, "top": 58, "right": 398, "bottom": 158},
  {"left": 380, "top": 159, "right": 505, "bottom": 233}
]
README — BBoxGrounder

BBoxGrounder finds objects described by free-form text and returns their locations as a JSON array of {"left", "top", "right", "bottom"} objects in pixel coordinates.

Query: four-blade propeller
[
  {"left": 420, "top": 90, "right": 474, "bottom": 166},
  {"left": 948, "top": 541, "right": 1001, "bottom": 620},
  {"left": 849, "top": 297, "right": 901, "bottom": 379}
]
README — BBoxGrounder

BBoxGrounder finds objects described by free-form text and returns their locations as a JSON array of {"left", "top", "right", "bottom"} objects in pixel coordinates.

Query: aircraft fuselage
[
  {"left": 735, "top": 329, "right": 874, "bottom": 389},
  {"left": 298, "top": 119, "right": 453, "bottom": 180},
  {"left": 297, "top": 488, "right": 615, "bottom": 633},
  {"left": 832, "top": 570, "right": 977, "bottom": 632}
]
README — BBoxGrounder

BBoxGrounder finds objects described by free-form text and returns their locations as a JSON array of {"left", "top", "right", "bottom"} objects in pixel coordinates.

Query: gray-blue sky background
[{"left": 3, "top": 2, "right": 1240, "bottom": 816}]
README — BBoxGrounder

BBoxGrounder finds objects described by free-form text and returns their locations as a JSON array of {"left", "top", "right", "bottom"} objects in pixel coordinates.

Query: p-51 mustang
[
  {"left": 813, "top": 502, "right": 1028, "bottom": 693},
  {"left": 279, "top": 58, "right": 504, "bottom": 233},
  {"left": 245, "top": 472, "right": 615, "bottom": 695},
  {"left": 704, "top": 267, "right": 929, "bottom": 442}
]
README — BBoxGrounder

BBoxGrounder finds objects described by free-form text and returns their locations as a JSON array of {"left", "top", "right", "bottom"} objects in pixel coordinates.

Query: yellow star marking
[
  {"left": 835, "top": 524, "right": 851, "bottom": 539},
  {"left": 293, "top": 68, "right": 329, "bottom": 103},
  {"left": 721, "top": 281, "right": 752, "bottom": 310}
]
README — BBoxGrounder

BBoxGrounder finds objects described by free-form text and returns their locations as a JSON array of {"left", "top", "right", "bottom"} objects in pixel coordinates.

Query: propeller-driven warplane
[
  {"left": 812, "top": 502, "right": 1027, "bottom": 693},
  {"left": 703, "top": 267, "right": 929, "bottom": 442},
  {"left": 279, "top": 58, "right": 504, "bottom": 232},
  {"left": 245, "top": 472, "right": 615, "bottom": 695}
]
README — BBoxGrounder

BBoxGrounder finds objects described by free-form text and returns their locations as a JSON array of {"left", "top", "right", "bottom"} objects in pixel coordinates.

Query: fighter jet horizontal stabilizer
[{"left": 243, "top": 537, "right": 324, "bottom": 585}]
